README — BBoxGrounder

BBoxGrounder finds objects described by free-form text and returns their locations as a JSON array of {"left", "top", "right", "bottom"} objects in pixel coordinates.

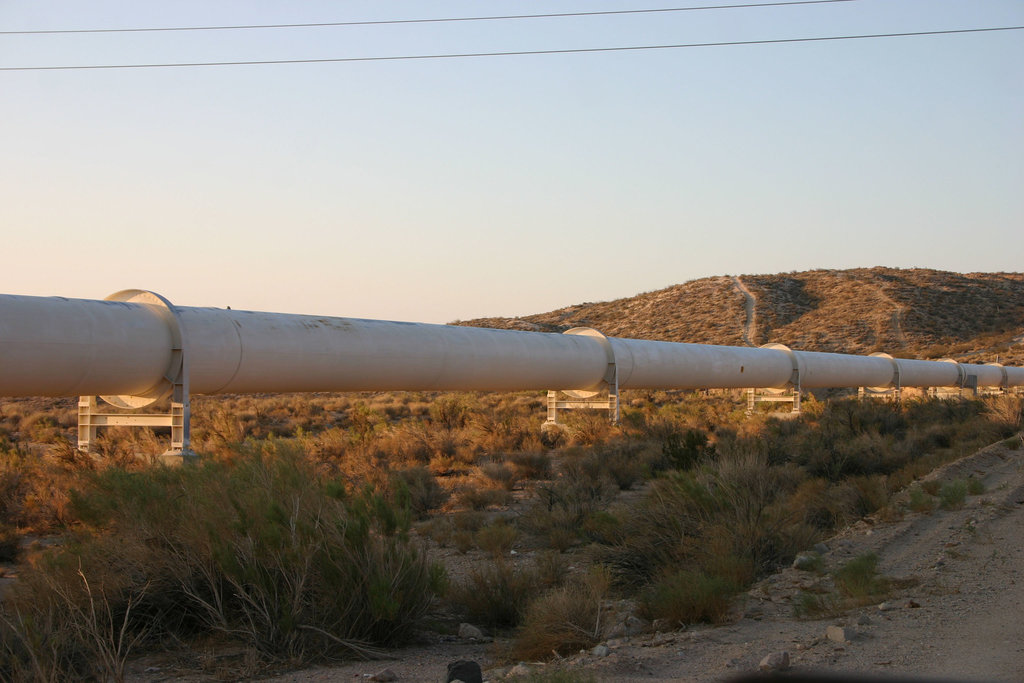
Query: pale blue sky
[{"left": 2, "top": 0, "right": 1022, "bottom": 323}]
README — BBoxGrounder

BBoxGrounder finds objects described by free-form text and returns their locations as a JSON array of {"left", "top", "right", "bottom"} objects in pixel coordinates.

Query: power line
[
  {"left": 1, "top": 26, "right": 1020, "bottom": 72},
  {"left": 0, "top": 0, "right": 855, "bottom": 35}
]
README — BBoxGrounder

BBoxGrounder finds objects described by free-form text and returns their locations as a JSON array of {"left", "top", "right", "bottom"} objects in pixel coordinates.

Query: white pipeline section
[
  {"left": 2, "top": 291, "right": 1023, "bottom": 402},
  {"left": 1, "top": 290, "right": 1022, "bottom": 454}
]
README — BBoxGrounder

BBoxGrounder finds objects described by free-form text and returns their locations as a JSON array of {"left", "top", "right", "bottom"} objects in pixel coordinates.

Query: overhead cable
[
  {"left": 1, "top": 26, "right": 1020, "bottom": 72},
  {"left": 0, "top": 0, "right": 855, "bottom": 35}
]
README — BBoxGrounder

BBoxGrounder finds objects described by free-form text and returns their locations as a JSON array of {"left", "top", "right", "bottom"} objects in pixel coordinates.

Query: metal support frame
[
  {"left": 978, "top": 362, "right": 1010, "bottom": 397},
  {"left": 858, "top": 386, "right": 902, "bottom": 402},
  {"left": 927, "top": 358, "right": 969, "bottom": 400},
  {"left": 859, "top": 352, "right": 902, "bottom": 403},
  {"left": 747, "top": 343, "right": 802, "bottom": 414},
  {"left": 746, "top": 387, "right": 801, "bottom": 413},
  {"left": 545, "top": 327, "right": 620, "bottom": 426},
  {"left": 77, "top": 290, "right": 194, "bottom": 460}
]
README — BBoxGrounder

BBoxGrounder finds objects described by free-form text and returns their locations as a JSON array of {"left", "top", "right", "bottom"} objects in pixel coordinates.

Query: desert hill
[{"left": 458, "top": 267, "right": 1024, "bottom": 365}]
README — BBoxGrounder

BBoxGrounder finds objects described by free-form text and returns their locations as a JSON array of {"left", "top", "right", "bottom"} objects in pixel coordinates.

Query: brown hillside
[{"left": 457, "top": 267, "right": 1024, "bottom": 365}]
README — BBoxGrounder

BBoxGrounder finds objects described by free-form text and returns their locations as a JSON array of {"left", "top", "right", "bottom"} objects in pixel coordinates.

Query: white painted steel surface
[{"left": 1, "top": 292, "right": 1023, "bottom": 403}]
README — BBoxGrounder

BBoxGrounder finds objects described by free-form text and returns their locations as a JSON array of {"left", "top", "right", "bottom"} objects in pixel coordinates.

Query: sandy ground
[{"left": 128, "top": 438, "right": 1024, "bottom": 683}]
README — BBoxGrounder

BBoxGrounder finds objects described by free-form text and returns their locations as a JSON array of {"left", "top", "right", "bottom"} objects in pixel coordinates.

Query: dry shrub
[
  {"left": 519, "top": 454, "right": 618, "bottom": 551},
  {"left": 986, "top": 395, "right": 1022, "bottom": 431},
  {"left": 0, "top": 443, "right": 445, "bottom": 677},
  {"left": 0, "top": 444, "right": 76, "bottom": 535},
  {"left": 510, "top": 568, "right": 610, "bottom": 660},
  {"left": 475, "top": 520, "right": 519, "bottom": 557},
  {"left": 596, "top": 450, "right": 812, "bottom": 595},
  {"left": 429, "top": 396, "right": 471, "bottom": 431},
  {"left": 449, "top": 560, "right": 538, "bottom": 629},
  {"left": 479, "top": 461, "right": 520, "bottom": 491},
  {"left": 661, "top": 428, "right": 712, "bottom": 471},
  {"left": 388, "top": 466, "right": 449, "bottom": 519},
  {"left": 456, "top": 486, "right": 513, "bottom": 511},
  {"left": 534, "top": 550, "right": 570, "bottom": 589},
  {"left": 507, "top": 451, "right": 552, "bottom": 480},
  {"left": 563, "top": 411, "right": 616, "bottom": 446}
]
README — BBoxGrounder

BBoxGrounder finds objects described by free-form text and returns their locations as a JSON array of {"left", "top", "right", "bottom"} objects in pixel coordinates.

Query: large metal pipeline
[{"left": 2, "top": 290, "right": 1023, "bottom": 407}]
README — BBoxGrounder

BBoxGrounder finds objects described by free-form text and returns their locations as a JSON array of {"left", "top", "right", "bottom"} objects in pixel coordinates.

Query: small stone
[
  {"left": 759, "top": 651, "right": 790, "bottom": 672},
  {"left": 857, "top": 615, "right": 872, "bottom": 626},
  {"left": 906, "top": 600, "right": 921, "bottom": 609},
  {"left": 624, "top": 615, "right": 648, "bottom": 635},
  {"left": 445, "top": 660, "right": 481, "bottom": 683},
  {"left": 826, "top": 625, "right": 855, "bottom": 643},
  {"left": 591, "top": 644, "right": 610, "bottom": 657},
  {"left": 458, "top": 623, "right": 485, "bottom": 640},
  {"left": 369, "top": 669, "right": 397, "bottom": 682},
  {"left": 792, "top": 552, "right": 822, "bottom": 571},
  {"left": 813, "top": 542, "right": 830, "bottom": 554},
  {"left": 878, "top": 602, "right": 894, "bottom": 612},
  {"left": 509, "top": 663, "right": 532, "bottom": 677}
]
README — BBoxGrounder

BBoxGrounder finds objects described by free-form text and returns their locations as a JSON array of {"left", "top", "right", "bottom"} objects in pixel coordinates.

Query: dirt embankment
[{"left": 130, "top": 438, "right": 1024, "bottom": 683}]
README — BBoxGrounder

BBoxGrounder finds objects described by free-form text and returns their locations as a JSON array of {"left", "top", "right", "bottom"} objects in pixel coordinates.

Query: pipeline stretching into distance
[{"left": 1, "top": 290, "right": 1021, "bottom": 407}]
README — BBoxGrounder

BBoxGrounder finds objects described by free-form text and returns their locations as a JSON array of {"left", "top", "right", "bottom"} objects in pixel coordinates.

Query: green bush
[
  {"left": 662, "top": 428, "right": 710, "bottom": 471},
  {"left": 833, "top": 552, "right": 889, "bottom": 601},
  {"left": 938, "top": 479, "right": 968, "bottom": 510},
  {"left": 638, "top": 569, "right": 736, "bottom": 625},
  {"left": 389, "top": 466, "right": 449, "bottom": 519},
  {"left": 908, "top": 486, "right": 935, "bottom": 513}
]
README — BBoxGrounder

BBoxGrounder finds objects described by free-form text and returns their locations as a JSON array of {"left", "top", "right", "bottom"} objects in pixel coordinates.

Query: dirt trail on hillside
[
  {"left": 731, "top": 276, "right": 757, "bottom": 347},
  {"left": 129, "top": 439, "right": 1024, "bottom": 683}
]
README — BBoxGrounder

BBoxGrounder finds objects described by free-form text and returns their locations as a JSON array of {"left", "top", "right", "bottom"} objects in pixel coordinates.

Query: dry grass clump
[
  {"left": 833, "top": 552, "right": 891, "bottom": 603},
  {"left": 510, "top": 568, "right": 610, "bottom": 660},
  {"left": 475, "top": 520, "right": 519, "bottom": 557}
]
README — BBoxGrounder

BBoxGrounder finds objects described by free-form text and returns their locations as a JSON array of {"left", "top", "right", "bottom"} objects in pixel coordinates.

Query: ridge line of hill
[{"left": 457, "top": 267, "right": 1024, "bottom": 365}]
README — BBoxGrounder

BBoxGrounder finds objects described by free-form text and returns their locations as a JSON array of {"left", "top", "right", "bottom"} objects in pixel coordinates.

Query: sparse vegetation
[
  {"left": 938, "top": 480, "right": 969, "bottom": 510},
  {"left": 793, "top": 589, "right": 841, "bottom": 619},
  {"left": 2, "top": 263, "right": 1023, "bottom": 677},
  {"left": 834, "top": 552, "right": 890, "bottom": 602},
  {"left": 460, "top": 268, "right": 1024, "bottom": 365}
]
